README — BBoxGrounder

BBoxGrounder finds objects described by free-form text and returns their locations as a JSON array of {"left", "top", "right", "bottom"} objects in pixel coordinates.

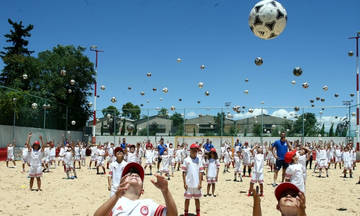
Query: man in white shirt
[{"left": 95, "top": 162, "right": 178, "bottom": 216}]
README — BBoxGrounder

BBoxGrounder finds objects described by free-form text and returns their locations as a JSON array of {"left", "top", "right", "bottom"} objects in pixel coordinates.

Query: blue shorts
[{"left": 275, "top": 159, "right": 288, "bottom": 171}]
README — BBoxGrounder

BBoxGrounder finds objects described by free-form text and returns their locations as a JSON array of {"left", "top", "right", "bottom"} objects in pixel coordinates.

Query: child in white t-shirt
[
  {"left": 6, "top": 141, "right": 16, "bottom": 168},
  {"left": 342, "top": 146, "right": 353, "bottom": 178},
  {"left": 317, "top": 145, "right": 329, "bottom": 178},
  {"left": 64, "top": 144, "right": 77, "bottom": 179},
  {"left": 204, "top": 148, "right": 220, "bottom": 197},
  {"left": 96, "top": 145, "right": 106, "bottom": 174},
  {"left": 108, "top": 147, "right": 127, "bottom": 197},
  {"left": 175, "top": 144, "right": 183, "bottom": 171},
  {"left": 89, "top": 144, "right": 98, "bottom": 169},
  {"left": 25, "top": 133, "right": 45, "bottom": 191},
  {"left": 160, "top": 149, "right": 171, "bottom": 180},
  {"left": 80, "top": 144, "right": 87, "bottom": 166},
  {"left": 22, "top": 143, "right": 29, "bottom": 172},
  {"left": 248, "top": 145, "right": 264, "bottom": 197},
  {"left": 74, "top": 142, "right": 81, "bottom": 169},
  {"left": 144, "top": 145, "right": 154, "bottom": 175},
  {"left": 49, "top": 141, "right": 56, "bottom": 169},
  {"left": 106, "top": 143, "right": 115, "bottom": 169},
  {"left": 223, "top": 147, "right": 232, "bottom": 173},
  {"left": 182, "top": 144, "right": 204, "bottom": 216},
  {"left": 285, "top": 150, "right": 305, "bottom": 193},
  {"left": 297, "top": 146, "right": 310, "bottom": 185},
  {"left": 127, "top": 144, "right": 139, "bottom": 163},
  {"left": 234, "top": 149, "right": 243, "bottom": 182},
  {"left": 168, "top": 143, "right": 175, "bottom": 177}
]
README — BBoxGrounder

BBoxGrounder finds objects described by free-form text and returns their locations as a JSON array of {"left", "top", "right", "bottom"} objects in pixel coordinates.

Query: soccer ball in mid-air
[{"left": 249, "top": 0, "right": 287, "bottom": 40}]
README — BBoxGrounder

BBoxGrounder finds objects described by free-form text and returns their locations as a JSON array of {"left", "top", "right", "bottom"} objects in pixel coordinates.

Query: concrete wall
[{"left": 0, "top": 125, "right": 83, "bottom": 159}]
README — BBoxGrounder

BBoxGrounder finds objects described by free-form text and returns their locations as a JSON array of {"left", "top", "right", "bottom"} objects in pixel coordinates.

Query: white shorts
[
  {"left": 250, "top": 172, "right": 264, "bottom": 184},
  {"left": 344, "top": 161, "right": 352, "bottom": 170},
  {"left": 80, "top": 155, "right": 86, "bottom": 160},
  {"left": 91, "top": 155, "right": 97, "bottom": 161},
  {"left": 96, "top": 159, "right": 104, "bottom": 167},
  {"left": 319, "top": 159, "right": 328, "bottom": 168},
  {"left": 58, "top": 156, "right": 64, "bottom": 161},
  {"left": 145, "top": 157, "right": 153, "bottom": 165},
  {"left": 335, "top": 156, "right": 342, "bottom": 163},
  {"left": 243, "top": 159, "right": 251, "bottom": 166},
  {"left": 235, "top": 163, "right": 242, "bottom": 173},
  {"left": 65, "top": 162, "right": 74, "bottom": 171},
  {"left": 22, "top": 157, "right": 28, "bottom": 163},
  {"left": 184, "top": 187, "right": 202, "bottom": 199},
  {"left": 74, "top": 155, "right": 80, "bottom": 161},
  {"left": 175, "top": 156, "right": 182, "bottom": 163},
  {"left": 7, "top": 155, "right": 14, "bottom": 161},
  {"left": 29, "top": 166, "right": 42, "bottom": 177},
  {"left": 49, "top": 156, "right": 56, "bottom": 161}
]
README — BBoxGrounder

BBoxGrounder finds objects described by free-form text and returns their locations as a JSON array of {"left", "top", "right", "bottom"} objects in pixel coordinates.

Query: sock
[
  {"left": 243, "top": 167, "right": 246, "bottom": 176},
  {"left": 248, "top": 168, "right": 252, "bottom": 176}
]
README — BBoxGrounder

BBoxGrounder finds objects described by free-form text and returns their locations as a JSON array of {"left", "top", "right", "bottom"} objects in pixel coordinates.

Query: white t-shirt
[
  {"left": 97, "top": 149, "right": 105, "bottom": 160},
  {"left": 286, "top": 163, "right": 305, "bottom": 192},
  {"left": 168, "top": 147, "right": 174, "bottom": 157},
  {"left": 318, "top": 149, "right": 327, "bottom": 160},
  {"left": 182, "top": 156, "right": 204, "bottom": 188},
  {"left": 74, "top": 146, "right": 80, "bottom": 156},
  {"left": 81, "top": 148, "right": 86, "bottom": 157},
  {"left": 109, "top": 160, "right": 127, "bottom": 192},
  {"left": 205, "top": 158, "right": 220, "bottom": 178},
  {"left": 160, "top": 155, "right": 170, "bottom": 171},
  {"left": 253, "top": 154, "right": 264, "bottom": 174},
  {"left": 335, "top": 149, "right": 342, "bottom": 157},
  {"left": 7, "top": 146, "right": 14, "bottom": 156},
  {"left": 175, "top": 149, "right": 182, "bottom": 159},
  {"left": 59, "top": 147, "right": 65, "bottom": 157},
  {"left": 22, "top": 147, "right": 28, "bottom": 158},
  {"left": 108, "top": 147, "right": 114, "bottom": 157},
  {"left": 50, "top": 147, "right": 56, "bottom": 157},
  {"left": 44, "top": 147, "right": 50, "bottom": 157},
  {"left": 91, "top": 146, "right": 98, "bottom": 156},
  {"left": 127, "top": 152, "right": 138, "bottom": 163},
  {"left": 342, "top": 151, "right": 351, "bottom": 163},
  {"left": 111, "top": 197, "right": 166, "bottom": 216},
  {"left": 64, "top": 151, "right": 73, "bottom": 164},
  {"left": 29, "top": 150, "right": 43, "bottom": 167}
]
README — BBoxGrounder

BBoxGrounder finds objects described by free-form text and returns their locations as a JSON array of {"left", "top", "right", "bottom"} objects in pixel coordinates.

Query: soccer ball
[
  {"left": 162, "top": 87, "right": 168, "bottom": 93},
  {"left": 255, "top": 57, "right": 263, "bottom": 66},
  {"left": 23, "top": 74, "right": 28, "bottom": 80},
  {"left": 249, "top": 0, "right": 287, "bottom": 40},
  {"left": 205, "top": 91, "right": 210, "bottom": 96},
  {"left": 245, "top": 78, "right": 249, "bottom": 82},
  {"left": 310, "top": 99, "right": 314, "bottom": 103},
  {"left": 140, "top": 91, "right": 145, "bottom": 96},
  {"left": 198, "top": 82, "right": 204, "bottom": 88},
  {"left": 100, "top": 85, "right": 106, "bottom": 90},
  {"left": 170, "top": 106, "right": 176, "bottom": 111},
  {"left": 316, "top": 97, "right": 320, "bottom": 100},
  {"left": 294, "top": 106, "right": 300, "bottom": 112},
  {"left": 70, "top": 79, "right": 75, "bottom": 86},
  {"left": 293, "top": 67, "right": 303, "bottom": 76},
  {"left": 320, "top": 98, "right": 325, "bottom": 102},
  {"left": 179, "top": 98, "right": 182, "bottom": 102},
  {"left": 248, "top": 108, "right": 254, "bottom": 113},
  {"left": 177, "top": 58, "right": 182, "bottom": 63},
  {"left": 71, "top": 120, "right": 76, "bottom": 125},
  {"left": 197, "top": 100, "right": 201, "bottom": 104},
  {"left": 31, "top": 103, "right": 38, "bottom": 110},
  {"left": 350, "top": 93, "right": 355, "bottom": 97},
  {"left": 88, "top": 102, "right": 93, "bottom": 107},
  {"left": 200, "top": 65, "right": 206, "bottom": 70},
  {"left": 244, "top": 90, "right": 249, "bottom": 94},
  {"left": 152, "top": 88, "right": 157, "bottom": 92},
  {"left": 348, "top": 51, "right": 354, "bottom": 57},
  {"left": 68, "top": 89, "right": 72, "bottom": 94},
  {"left": 302, "top": 82, "right": 309, "bottom": 89},
  {"left": 147, "top": 72, "right": 152, "bottom": 77},
  {"left": 291, "top": 80, "right": 296, "bottom": 85},
  {"left": 60, "top": 69, "right": 66, "bottom": 76},
  {"left": 111, "top": 97, "right": 117, "bottom": 103},
  {"left": 128, "top": 87, "right": 132, "bottom": 90},
  {"left": 322, "top": 85, "right": 328, "bottom": 91}
]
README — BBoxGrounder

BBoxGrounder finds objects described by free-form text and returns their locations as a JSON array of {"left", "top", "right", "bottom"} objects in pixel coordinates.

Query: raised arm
[
  {"left": 252, "top": 187, "right": 262, "bottom": 216},
  {"left": 40, "top": 136, "right": 45, "bottom": 152},
  {"left": 151, "top": 175, "right": 178, "bottom": 216},
  {"left": 25, "top": 132, "right": 32, "bottom": 151}
]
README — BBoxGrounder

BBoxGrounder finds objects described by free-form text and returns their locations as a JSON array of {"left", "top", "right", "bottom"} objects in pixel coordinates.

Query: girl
[
  {"left": 42, "top": 142, "right": 50, "bottom": 172},
  {"left": 96, "top": 145, "right": 106, "bottom": 174},
  {"left": 234, "top": 149, "right": 243, "bottom": 182},
  {"left": 268, "top": 146, "right": 276, "bottom": 172},
  {"left": 342, "top": 146, "right": 353, "bottom": 178},
  {"left": 49, "top": 141, "right": 56, "bottom": 169},
  {"left": 223, "top": 147, "right": 232, "bottom": 173},
  {"left": 297, "top": 146, "right": 310, "bottom": 185},
  {"left": 248, "top": 145, "right": 264, "bottom": 197},
  {"left": 25, "top": 132, "right": 45, "bottom": 191},
  {"left": 242, "top": 142, "right": 252, "bottom": 177},
  {"left": 168, "top": 143, "right": 175, "bottom": 177},
  {"left": 22, "top": 143, "right": 29, "bottom": 172},
  {"left": 174, "top": 144, "right": 183, "bottom": 171},
  {"left": 144, "top": 144, "right": 154, "bottom": 175},
  {"left": 205, "top": 148, "right": 220, "bottom": 197},
  {"left": 285, "top": 150, "right": 305, "bottom": 193},
  {"left": 160, "top": 149, "right": 171, "bottom": 180},
  {"left": 64, "top": 144, "right": 77, "bottom": 179},
  {"left": 6, "top": 141, "right": 16, "bottom": 168},
  {"left": 74, "top": 142, "right": 81, "bottom": 169},
  {"left": 80, "top": 144, "right": 87, "bottom": 167},
  {"left": 317, "top": 145, "right": 329, "bottom": 178}
]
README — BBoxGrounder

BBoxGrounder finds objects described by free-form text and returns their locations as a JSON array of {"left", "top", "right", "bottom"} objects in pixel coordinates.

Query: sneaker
[
  {"left": 233, "top": 179, "right": 237, "bottom": 182},
  {"left": 350, "top": 174, "right": 353, "bottom": 178},
  {"left": 272, "top": 183, "right": 278, "bottom": 187},
  {"left": 260, "top": 193, "right": 264, "bottom": 197},
  {"left": 356, "top": 181, "right": 360, "bottom": 184},
  {"left": 247, "top": 192, "right": 252, "bottom": 197}
]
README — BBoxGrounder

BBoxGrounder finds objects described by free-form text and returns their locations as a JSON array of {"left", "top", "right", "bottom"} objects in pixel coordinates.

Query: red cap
[
  {"left": 114, "top": 147, "right": 124, "bottom": 155},
  {"left": 284, "top": 150, "right": 296, "bottom": 164},
  {"left": 121, "top": 162, "right": 144, "bottom": 182},
  {"left": 274, "top": 182, "right": 300, "bottom": 201},
  {"left": 210, "top": 148, "right": 216, "bottom": 152},
  {"left": 190, "top": 143, "right": 199, "bottom": 149},
  {"left": 32, "top": 140, "right": 40, "bottom": 146}
]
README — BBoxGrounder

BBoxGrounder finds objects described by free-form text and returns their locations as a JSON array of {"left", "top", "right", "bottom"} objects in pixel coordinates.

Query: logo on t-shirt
[
  {"left": 116, "top": 205, "right": 123, "bottom": 211},
  {"left": 140, "top": 206, "right": 149, "bottom": 216}
]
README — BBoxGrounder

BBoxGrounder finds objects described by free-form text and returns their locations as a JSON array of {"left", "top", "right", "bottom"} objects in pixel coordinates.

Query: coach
[{"left": 272, "top": 132, "right": 292, "bottom": 187}]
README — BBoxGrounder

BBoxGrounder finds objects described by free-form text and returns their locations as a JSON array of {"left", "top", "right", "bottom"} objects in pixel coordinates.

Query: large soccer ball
[
  {"left": 111, "top": 97, "right": 117, "bottom": 103},
  {"left": 31, "top": 103, "right": 38, "bottom": 110},
  {"left": 249, "top": 0, "right": 287, "bottom": 40},
  {"left": 71, "top": 120, "right": 76, "bottom": 125},
  {"left": 255, "top": 57, "right": 263, "bottom": 66},
  {"left": 162, "top": 87, "right": 168, "bottom": 93},
  {"left": 127, "top": 124, "right": 135, "bottom": 132},
  {"left": 293, "top": 67, "right": 303, "bottom": 76}
]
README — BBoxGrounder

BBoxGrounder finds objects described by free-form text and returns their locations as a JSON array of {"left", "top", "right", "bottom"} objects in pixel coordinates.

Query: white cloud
[
  {"left": 233, "top": 108, "right": 269, "bottom": 120},
  {"left": 186, "top": 111, "right": 197, "bottom": 118},
  {"left": 271, "top": 109, "right": 297, "bottom": 120}
]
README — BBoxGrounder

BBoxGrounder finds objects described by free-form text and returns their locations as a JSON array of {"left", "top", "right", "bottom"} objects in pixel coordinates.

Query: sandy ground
[{"left": 1, "top": 159, "right": 360, "bottom": 216}]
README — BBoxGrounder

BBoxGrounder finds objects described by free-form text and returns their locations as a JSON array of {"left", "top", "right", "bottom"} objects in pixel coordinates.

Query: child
[
  {"left": 175, "top": 144, "right": 183, "bottom": 171},
  {"left": 248, "top": 145, "right": 264, "bottom": 197},
  {"left": 334, "top": 145, "right": 342, "bottom": 169},
  {"left": 42, "top": 142, "right": 50, "bottom": 172},
  {"left": 126, "top": 144, "right": 139, "bottom": 163},
  {"left": 96, "top": 145, "right": 106, "bottom": 174},
  {"left": 243, "top": 142, "right": 252, "bottom": 177},
  {"left": 64, "top": 144, "right": 77, "bottom": 179},
  {"left": 144, "top": 145, "right": 154, "bottom": 175},
  {"left": 342, "top": 146, "right": 353, "bottom": 178},
  {"left": 317, "top": 145, "right": 329, "bottom": 178},
  {"left": 160, "top": 149, "right": 171, "bottom": 180},
  {"left": 108, "top": 147, "right": 127, "bottom": 197},
  {"left": 297, "top": 146, "right": 310, "bottom": 185},
  {"left": 234, "top": 149, "right": 243, "bottom": 182},
  {"left": 268, "top": 146, "right": 276, "bottom": 172},
  {"left": 49, "top": 141, "right": 56, "bottom": 169},
  {"left": 182, "top": 144, "right": 204, "bottom": 216},
  {"left": 285, "top": 150, "right": 305, "bottom": 193},
  {"left": 74, "top": 142, "right": 81, "bottom": 169},
  {"left": 25, "top": 132, "right": 45, "bottom": 191},
  {"left": 22, "top": 143, "right": 29, "bottom": 172},
  {"left": 168, "top": 143, "right": 175, "bottom": 177},
  {"left": 6, "top": 141, "right": 16, "bottom": 168},
  {"left": 105, "top": 143, "right": 114, "bottom": 169},
  {"left": 223, "top": 147, "right": 232, "bottom": 173},
  {"left": 89, "top": 144, "right": 98, "bottom": 169},
  {"left": 80, "top": 144, "right": 87, "bottom": 167},
  {"left": 205, "top": 148, "right": 220, "bottom": 197}
]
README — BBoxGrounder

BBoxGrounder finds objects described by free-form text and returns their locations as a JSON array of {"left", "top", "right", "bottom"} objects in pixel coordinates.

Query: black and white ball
[
  {"left": 302, "top": 82, "right": 309, "bottom": 89},
  {"left": 293, "top": 67, "right": 303, "bottom": 76},
  {"left": 23, "top": 74, "right": 28, "bottom": 80},
  {"left": 71, "top": 120, "right": 76, "bottom": 125},
  {"left": 348, "top": 51, "right": 354, "bottom": 57},
  {"left": 200, "top": 65, "right": 206, "bottom": 70},
  {"left": 255, "top": 57, "right": 263, "bottom": 66},
  {"left": 140, "top": 91, "right": 145, "bottom": 96},
  {"left": 177, "top": 58, "right": 182, "bottom": 63},
  {"left": 322, "top": 85, "right": 328, "bottom": 91},
  {"left": 111, "top": 97, "right": 117, "bottom": 103},
  {"left": 249, "top": 0, "right": 287, "bottom": 40},
  {"left": 162, "top": 87, "right": 168, "bottom": 93},
  {"left": 68, "top": 89, "right": 72, "bottom": 94},
  {"left": 244, "top": 90, "right": 249, "bottom": 94},
  {"left": 70, "top": 79, "right": 76, "bottom": 86},
  {"left": 100, "top": 85, "right": 106, "bottom": 91},
  {"left": 31, "top": 103, "right": 38, "bottom": 110},
  {"left": 147, "top": 72, "right": 152, "bottom": 77},
  {"left": 248, "top": 108, "right": 254, "bottom": 113},
  {"left": 205, "top": 91, "right": 210, "bottom": 96},
  {"left": 152, "top": 88, "right": 157, "bottom": 92},
  {"left": 170, "top": 106, "right": 176, "bottom": 111},
  {"left": 198, "top": 82, "right": 204, "bottom": 89}
]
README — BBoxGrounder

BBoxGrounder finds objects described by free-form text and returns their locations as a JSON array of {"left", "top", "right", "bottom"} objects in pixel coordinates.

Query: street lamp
[
  {"left": 12, "top": 98, "right": 16, "bottom": 140},
  {"left": 90, "top": 45, "right": 104, "bottom": 144},
  {"left": 42, "top": 103, "right": 51, "bottom": 128}
]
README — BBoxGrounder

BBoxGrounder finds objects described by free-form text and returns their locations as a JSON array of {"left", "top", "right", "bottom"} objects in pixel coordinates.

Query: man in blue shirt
[
  {"left": 234, "top": 139, "right": 242, "bottom": 152},
  {"left": 272, "top": 132, "right": 293, "bottom": 187},
  {"left": 203, "top": 138, "right": 214, "bottom": 153},
  {"left": 119, "top": 138, "right": 127, "bottom": 150},
  {"left": 157, "top": 138, "right": 167, "bottom": 172}
]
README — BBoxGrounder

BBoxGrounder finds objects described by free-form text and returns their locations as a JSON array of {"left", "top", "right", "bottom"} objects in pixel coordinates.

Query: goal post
[{"left": 174, "top": 136, "right": 234, "bottom": 152}]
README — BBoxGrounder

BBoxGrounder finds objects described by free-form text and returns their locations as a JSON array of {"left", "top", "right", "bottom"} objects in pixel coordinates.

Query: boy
[
  {"left": 49, "top": 141, "right": 56, "bottom": 169},
  {"left": 96, "top": 145, "right": 106, "bottom": 174},
  {"left": 108, "top": 147, "right": 127, "bottom": 197},
  {"left": 234, "top": 149, "right": 243, "bottom": 182},
  {"left": 182, "top": 143, "right": 204, "bottom": 216},
  {"left": 64, "top": 144, "right": 77, "bottom": 179},
  {"left": 6, "top": 141, "right": 16, "bottom": 168},
  {"left": 248, "top": 145, "right": 264, "bottom": 197}
]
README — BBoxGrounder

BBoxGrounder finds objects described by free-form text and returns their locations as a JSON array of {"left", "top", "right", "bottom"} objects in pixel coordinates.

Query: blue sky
[{"left": 1, "top": 0, "right": 360, "bottom": 129}]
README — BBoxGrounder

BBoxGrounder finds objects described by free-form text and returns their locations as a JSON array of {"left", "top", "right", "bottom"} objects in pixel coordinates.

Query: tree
[
  {"left": 149, "top": 122, "right": 159, "bottom": 136},
  {"left": 229, "top": 124, "right": 238, "bottom": 136},
  {"left": 244, "top": 128, "right": 247, "bottom": 137},
  {"left": 329, "top": 123, "right": 334, "bottom": 137},
  {"left": 253, "top": 123, "right": 262, "bottom": 137},
  {"left": 292, "top": 113, "right": 318, "bottom": 136},
  {"left": 214, "top": 112, "right": 225, "bottom": 136},
  {"left": 158, "top": 108, "right": 168, "bottom": 118},
  {"left": 320, "top": 123, "right": 325, "bottom": 137},
  {"left": 122, "top": 102, "right": 141, "bottom": 120},
  {"left": 102, "top": 105, "right": 120, "bottom": 118},
  {"left": 170, "top": 112, "right": 184, "bottom": 135}
]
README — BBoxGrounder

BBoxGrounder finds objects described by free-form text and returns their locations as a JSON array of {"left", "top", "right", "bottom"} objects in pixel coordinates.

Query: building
[
  {"left": 87, "top": 117, "right": 135, "bottom": 136},
  {"left": 135, "top": 115, "right": 172, "bottom": 136},
  {"left": 184, "top": 115, "right": 235, "bottom": 136}
]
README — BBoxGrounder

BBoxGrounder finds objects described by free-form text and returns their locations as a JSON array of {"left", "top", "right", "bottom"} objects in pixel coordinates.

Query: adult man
[
  {"left": 234, "top": 139, "right": 242, "bottom": 152},
  {"left": 157, "top": 138, "right": 167, "bottom": 172},
  {"left": 272, "top": 132, "right": 292, "bottom": 187},
  {"left": 252, "top": 182, "right": 306, "bottom": 216},
  {"left": 203, "top": 139, "right": 214, "bottom": 153},
  {"left": 94, "top": 162, "right": 178, "bottom": 216},
  {"left": 119, "top": 138, "right": 127, "bottom": 150}
]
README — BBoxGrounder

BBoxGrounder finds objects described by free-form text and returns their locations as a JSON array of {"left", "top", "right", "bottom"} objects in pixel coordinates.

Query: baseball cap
[
  {"left": 274, "top": 182, "right": 300, "bottom": 201},
  {"left": 121, "top": 162, "right": 144, "bottom": 182},
  {"left": 32, "top": 140, "right": 40, "bottom": 147},
  {"left": 114, "top": 147, "right": 124, "bottom": 155},
  {"left": 190, "top": 143, "right": 199, "bottom": 149},
  {"left": 210, "top": 148, "right": 216, "bottom": 152},
  {"left": 284, "top": 150, "right": 297, "bottom": 164}
]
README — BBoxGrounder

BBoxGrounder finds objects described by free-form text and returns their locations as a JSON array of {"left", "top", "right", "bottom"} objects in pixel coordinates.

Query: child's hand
[
  {"left": 252, "top": 186, "right": 261, "bottom": 201},
  {"left": 108, "top": 185, "right": 111, "bottom": 191},
  {"left": 28, "top": 132, "right": 32, "bottom": 137},
  {"left": 151, "top": 174, "right": 169, "bottom": 192},
  {"left": 115, "top": 182, "right": 128, "bottom": 198},
  {"left": 184, "top": 184, "right": 188, "bottom": 190},
  {"left": 197, "top": 184, "right": 202, "bottom": 190},
  {"left": 39, "top": 135, "right": 43, "bottom": 140},
  {"left": 296, "top": 192, "right": 306, "bottom": 210}
]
